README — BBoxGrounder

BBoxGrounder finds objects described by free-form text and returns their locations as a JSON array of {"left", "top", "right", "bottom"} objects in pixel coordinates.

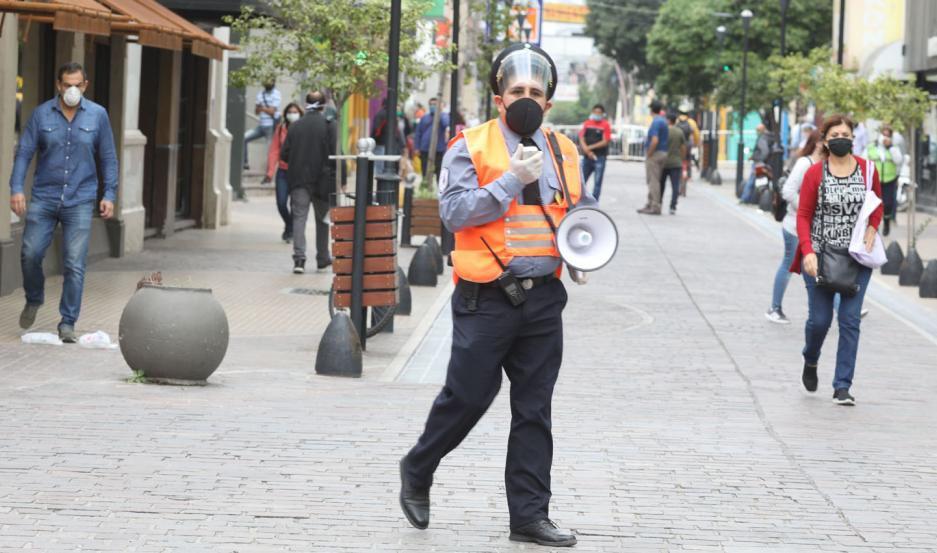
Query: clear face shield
[{"left": 496, "top": 49, "right": 553, "bottom": 96}]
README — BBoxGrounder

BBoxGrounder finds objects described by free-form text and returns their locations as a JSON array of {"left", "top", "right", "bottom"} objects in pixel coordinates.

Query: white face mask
[
  {"left": 62, "top": 85, "right": 82, "bottom": 107},
  {"left": 286, "top": 112, "right": 301, "bottom": 123}
]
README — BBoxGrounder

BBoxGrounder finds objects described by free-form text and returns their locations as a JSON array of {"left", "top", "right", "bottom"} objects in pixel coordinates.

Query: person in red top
[
  {"left": 578, "top": 104, "right": 612, "bottom": 200},
  {"left": 790, "top": 114, "right": 882, "bottom": 406},
  {"left": 265, "top": 102, "right": 304, "bottom": 243}
]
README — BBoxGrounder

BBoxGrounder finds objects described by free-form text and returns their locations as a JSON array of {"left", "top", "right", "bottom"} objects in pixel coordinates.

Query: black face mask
[
  {"left": 504, "top": 97, "right": 544, "bottom": 137},
  {"left": 827, "top": 137, "right": 853, "bottom": 157}
]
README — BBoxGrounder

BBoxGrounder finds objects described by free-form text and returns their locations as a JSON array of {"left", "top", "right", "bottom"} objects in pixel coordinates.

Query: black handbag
[{"left": 815, "top": 165, "right": 860, "bottom": 296}]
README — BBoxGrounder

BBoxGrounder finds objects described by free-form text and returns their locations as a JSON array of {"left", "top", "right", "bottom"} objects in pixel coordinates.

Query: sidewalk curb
[{"left": 378, "top": 279, "right": 455, "bottom": 382}]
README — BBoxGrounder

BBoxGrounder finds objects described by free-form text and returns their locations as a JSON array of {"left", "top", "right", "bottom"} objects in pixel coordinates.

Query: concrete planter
[{"left": 119, "top": 284, "right": 229, "bottom": 385}]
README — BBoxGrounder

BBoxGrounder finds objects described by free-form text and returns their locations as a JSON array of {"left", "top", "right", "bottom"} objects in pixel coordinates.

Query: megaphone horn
[{"left": 556, "top": 206, "right": 619, "bottom": 272}]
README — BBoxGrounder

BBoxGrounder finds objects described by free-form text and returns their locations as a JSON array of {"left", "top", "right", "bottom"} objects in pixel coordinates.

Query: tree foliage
[
  {"left": 646, "top": 0, "right": 832, "bottom": 107},
  {"left": 584, "top": 0, "right": 663, "bottom": 82},
  {"left": 225, "top": 0, "right": 446, "bottom": 109}
]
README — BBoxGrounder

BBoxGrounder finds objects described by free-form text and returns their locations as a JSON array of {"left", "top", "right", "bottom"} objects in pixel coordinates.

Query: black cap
[{"left": 489, "top": 43, "right": 558, "bottom": 100}]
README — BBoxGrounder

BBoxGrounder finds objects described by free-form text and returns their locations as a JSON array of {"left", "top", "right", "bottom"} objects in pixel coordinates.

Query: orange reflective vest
[{"left": 448, "top": 119, "right": 583, "bottom": 283}]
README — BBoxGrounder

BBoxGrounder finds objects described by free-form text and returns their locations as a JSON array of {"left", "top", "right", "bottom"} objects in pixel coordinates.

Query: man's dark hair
[
  {"left": 649, "top": 100, "right": 664, "bottom": 114},
  {"left": 666, "top": 112, "right": 677, "bottom": 124},
  {"left": 305, "top": 90, "right": 325, "bottom": 110},
  {"left": 592, "top": 104, "right": 605, "bottom": 113},
  {"left": 57, "top": 62, "right": 87, "bottom": 82}
]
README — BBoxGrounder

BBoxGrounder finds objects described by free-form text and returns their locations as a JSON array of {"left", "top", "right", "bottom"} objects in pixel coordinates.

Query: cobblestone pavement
[{"left": 2, "top": 164, "right": 936, "bottom": 552}]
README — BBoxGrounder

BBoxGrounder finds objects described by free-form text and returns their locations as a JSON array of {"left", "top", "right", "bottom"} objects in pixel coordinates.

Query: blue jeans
[
  {"left": 275, "top": 168, "right": 291, "bottom": 235},
  {"left": 802, "top": 266, "right": 872, "bottom": 391},
  {"left": 581, "top": 155, "right": 607, "bottom": 201},
  {"left": 659, "top": 166, "right": 681, "bottom": 210},
  {"left": 771, "top": 229, "right": 798, "bottom": 310},
  {"left": 21, "top": 199, "right": 95, "bottom": 327},
  {"left": 243, "top": 124, "right": 274, "bottom": 168}
]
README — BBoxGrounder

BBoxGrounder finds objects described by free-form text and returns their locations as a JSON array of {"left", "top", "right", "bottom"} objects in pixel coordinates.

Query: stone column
[
  {"left": 0, "top": 14, "right": 18, "bottom": 295},
  {"left": 112, "top": 39, "right": 147, "bottom": 255},
  {"left": 153, "top": 49, "right": 182, "bottom": 236},
  {"left": 203, "top": 26, "right": 234, "bottom": 228},
  {"left": 55, "top": 31, "right": 85, "bottom": 68}
]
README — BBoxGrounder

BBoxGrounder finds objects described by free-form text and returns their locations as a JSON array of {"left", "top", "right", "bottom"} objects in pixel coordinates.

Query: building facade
[
  {"left": 0, "top": 0, "right": 235, "bottom": 296},
  {"left": 904, "top": 0, "right": 937, "bottom": 211}
]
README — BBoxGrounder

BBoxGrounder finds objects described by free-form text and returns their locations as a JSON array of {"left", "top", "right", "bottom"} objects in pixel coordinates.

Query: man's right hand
[
  {"left": 10, "top": 193, "right": 26, "bottom": 218},
  {"left": 508, "top": 144, "right": 543, "bottom": 185}
]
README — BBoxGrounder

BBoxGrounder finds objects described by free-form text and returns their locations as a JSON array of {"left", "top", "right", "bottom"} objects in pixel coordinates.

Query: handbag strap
[{"left": 818, "top": 161, "right": 827, "bottom": 250}]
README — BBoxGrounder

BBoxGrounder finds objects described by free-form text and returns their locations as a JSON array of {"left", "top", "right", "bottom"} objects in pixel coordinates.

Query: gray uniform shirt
[{"left": 439, "top": 119, "right": 597, "bottom": 278}]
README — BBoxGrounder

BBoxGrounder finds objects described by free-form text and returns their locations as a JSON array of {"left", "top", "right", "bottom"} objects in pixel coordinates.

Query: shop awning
[{"left": 0, "top": 0, "right": 232, "bottom": 59}]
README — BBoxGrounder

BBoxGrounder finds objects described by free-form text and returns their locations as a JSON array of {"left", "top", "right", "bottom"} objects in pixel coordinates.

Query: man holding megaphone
[{"left": 399, "top": 43, "right": 617, "bottom": 547}]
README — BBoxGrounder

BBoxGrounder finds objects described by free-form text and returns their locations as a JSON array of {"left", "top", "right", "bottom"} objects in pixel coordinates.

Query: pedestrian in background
[
  {"left": 638, "top": 100, "right": 668, "bottom": 215},
  {"left": 265, "top": 102, "right": 304, "bottom": 244},
  {"left": 243, "top": 80, "right": 280, "bottom": 170},
  {"left": 281, "top": 91, "right": 334, "bottom": 274},
  {"left": 9, "top": 62, "right": 118, "bottom": 343},
  {"left": 660, "top": 112, "right": 686, "bottom": 215},
  {"left": 578, "top": 103, "right": 611, "bottom": 201},
  {"left": 790, "top": 114, "right": 882, "bottom": 406},
  {"left": 766, "top": 129, "right": 823, "bottom": 324},
  {"left": 676, "top": 111, "right": 699, "bottom": 190},
  {"left": 741, "top": 123, "right": 771, "bottom": 204},
  {"left": 864, "top": 126, "right": 902, "bottom": 236},
  {"left": 414, "top": 97, "right": 449, "bottom": 184}
]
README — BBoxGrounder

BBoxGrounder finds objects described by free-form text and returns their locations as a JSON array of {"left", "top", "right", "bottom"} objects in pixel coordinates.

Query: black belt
[{"left": 461, "top": 274, "right": 556, "bottom": 290}]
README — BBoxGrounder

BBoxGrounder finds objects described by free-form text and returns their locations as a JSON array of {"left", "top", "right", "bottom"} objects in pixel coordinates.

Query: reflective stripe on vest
[{"left": 449, "top": 119, "right": 583, "bottom": 283}]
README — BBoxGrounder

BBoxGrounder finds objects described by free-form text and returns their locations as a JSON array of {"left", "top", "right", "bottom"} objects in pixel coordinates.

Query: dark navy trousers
[{"left": 405, "top": 278, "right": 567, "bottom": 528}]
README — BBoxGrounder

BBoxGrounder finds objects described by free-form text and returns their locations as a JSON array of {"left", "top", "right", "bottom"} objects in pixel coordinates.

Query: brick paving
[{"left": 1, "top": 165, "right": 936, "bottom": 551}]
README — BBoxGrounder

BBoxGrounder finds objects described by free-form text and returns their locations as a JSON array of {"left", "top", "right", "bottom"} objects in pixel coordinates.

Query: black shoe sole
[
  {"left": 509, "top": 532, "right": 577, "bottom": 547},
  {"left": 399, "top": 460, "right": 428, "bottom": 530}
]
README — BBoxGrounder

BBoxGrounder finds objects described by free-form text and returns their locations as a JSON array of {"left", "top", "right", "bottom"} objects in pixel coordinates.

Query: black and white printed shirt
[{"left": 811, "top": 163, "right": 866, "bottom": 250}]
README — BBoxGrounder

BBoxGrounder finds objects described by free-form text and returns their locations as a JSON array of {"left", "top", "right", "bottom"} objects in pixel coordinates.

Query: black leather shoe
[
  {"left": 510, "top": 519, "right": 577, "bottom": 547},
  {"left": 802, "top": 362, "right": 819, "bottom": 392},
  {"left": 399, "top": 457, "right": 429, "bottom": 529}
]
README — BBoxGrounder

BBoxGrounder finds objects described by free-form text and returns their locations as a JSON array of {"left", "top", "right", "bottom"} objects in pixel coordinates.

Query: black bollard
[
  {"left": 899, "top": 247, "right": 925, "bottom": 286},
  {"left": 424, "top": 235, "right": 444, "bottom": 275},
  {"left": 396, "top": 265, "right": 412, "bottom": 315},
  {"left": 919, "top": 260, "right": 937, "bottom": 298},
  {"left": 408, "top": 243, "right": 439, "bottom": 286},
  {"left": 315, "top": 312, "right": 362, "bottom": 377},
  {"left": 881, "top": 241, "right": 904, "bottom": 275},
  {"left": 710, "top": 169, "right": 722, "bottom": 185}
]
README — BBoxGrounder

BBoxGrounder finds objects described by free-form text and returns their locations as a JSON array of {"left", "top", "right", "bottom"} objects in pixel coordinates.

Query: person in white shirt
[{"left": 243, "top": 81, "right": 281, "bottom": 170}]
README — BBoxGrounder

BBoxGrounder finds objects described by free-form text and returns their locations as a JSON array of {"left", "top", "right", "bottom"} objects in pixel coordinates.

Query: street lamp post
[
  {"left": 735, "top": 9, "right": 753, "bottom": 196},
  {"left": 769, "top": 0, "right": 791, "bottom": 193},
  {"left": 708, "top": 25, "right": 726, "bottom": 185}
]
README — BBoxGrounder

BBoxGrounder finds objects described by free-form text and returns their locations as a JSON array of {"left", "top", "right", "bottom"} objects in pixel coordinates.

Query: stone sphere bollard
[{"left": 119, "top": 285, "right": 229, "bottom": 385}]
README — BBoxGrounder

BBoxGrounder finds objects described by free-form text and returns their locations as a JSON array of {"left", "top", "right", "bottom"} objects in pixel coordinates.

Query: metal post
[
  {"left": 380, "top": 0, "right": 402, "bottom": 208},
  {"left": 736, "top": 10, "right": 752, "bottom": 194},
  {"left": 483, "top": 0, "right": 493, "bottom": 121},
  {"left": 710, "top": 25, "right": 726, "bottom": 185},
  {"left": 352, "top": 148, "right": 370, "bottom": 350},
  {"left": 837, "top": 0, "right": 846, "bottom": 66},
  {"left": 442, "top": 0, "right": 460, "bottom": 257},
  {"left": 400, "top": 185, "right": 414, "bottom": 246}
]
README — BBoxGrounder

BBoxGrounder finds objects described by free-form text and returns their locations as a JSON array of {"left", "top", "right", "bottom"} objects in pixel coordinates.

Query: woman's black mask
[{"left": 505, "top": 97, "right": 544, "bottom": 137}]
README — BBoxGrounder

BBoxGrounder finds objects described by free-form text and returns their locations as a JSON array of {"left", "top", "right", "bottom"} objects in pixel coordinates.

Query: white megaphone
[{"left": 555, "top": 206, "right": 619, "bottom": 273}]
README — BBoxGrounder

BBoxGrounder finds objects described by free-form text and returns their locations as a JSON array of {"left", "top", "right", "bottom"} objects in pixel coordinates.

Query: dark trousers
[
  {"left": 275, "top": 168, "right": 291, "bottom": 236},
  {"left": 882, "top": 178, "right": 898, "bottom": 221},
  {"left": 405, "top": 278, "right": 568, "bottom": 528},
  {"left": 420, "top": 150, "right": 443, "bottom": 184},
  {"left": 290, "top": 187, "right": 330, "bottom": 265},
  {"left": 659, "top": 166, "right": 681, "bottom": 210}
]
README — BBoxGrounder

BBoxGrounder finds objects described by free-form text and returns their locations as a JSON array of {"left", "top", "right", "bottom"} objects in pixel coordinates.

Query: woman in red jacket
[
  {"left": 791, "top": 114, "right": 883, "bottom": 406},
  {"left": 266, "top": 102, "right": 304, "bottom": 243}
]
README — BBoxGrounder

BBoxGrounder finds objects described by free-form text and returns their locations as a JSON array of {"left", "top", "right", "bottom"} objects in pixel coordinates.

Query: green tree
[
  {"left": 226, "top": 0, "right": 447, "bottom": 192},
  {"left": 647, "top": 0, "right": 833, "bottom": 119},
  {"left": 584, "top": 0, "right": 663, "bottom": 83}
]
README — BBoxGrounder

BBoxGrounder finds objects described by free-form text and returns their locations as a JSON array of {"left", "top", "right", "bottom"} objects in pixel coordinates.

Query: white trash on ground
[
  {"left": 21, "top": 332, "right": 63, "bottom": 346},
  {"left": 78, "top": 331, "right": 119, "bottom": 350}
]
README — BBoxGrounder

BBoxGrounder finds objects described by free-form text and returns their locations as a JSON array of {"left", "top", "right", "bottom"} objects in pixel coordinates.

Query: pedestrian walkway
[{"left": 1, "top": 163, "right": 936, "bottom": 551}]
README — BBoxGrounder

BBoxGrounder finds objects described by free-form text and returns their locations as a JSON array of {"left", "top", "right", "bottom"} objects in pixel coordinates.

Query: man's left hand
[
  {"left": 864, "top": 225, "right": 877, "bottom": 252},
  {"left": 100, "top": 200, "right": 115, "bottom": 219}
]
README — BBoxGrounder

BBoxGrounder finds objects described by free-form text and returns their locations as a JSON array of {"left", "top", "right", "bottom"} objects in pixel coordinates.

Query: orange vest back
[{"left": 449, "top": 119, "right": 583, "bottom": 283}]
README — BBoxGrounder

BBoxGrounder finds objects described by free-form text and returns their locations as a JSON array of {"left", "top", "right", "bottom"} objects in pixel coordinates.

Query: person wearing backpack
[{"left": 676, "top": 112, "right": 698, "bottom": 188}]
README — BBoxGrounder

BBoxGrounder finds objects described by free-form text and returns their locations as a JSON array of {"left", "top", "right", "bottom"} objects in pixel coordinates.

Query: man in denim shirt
[{"left": 9, "top": 62, "right": 118, "bottom": 343}]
